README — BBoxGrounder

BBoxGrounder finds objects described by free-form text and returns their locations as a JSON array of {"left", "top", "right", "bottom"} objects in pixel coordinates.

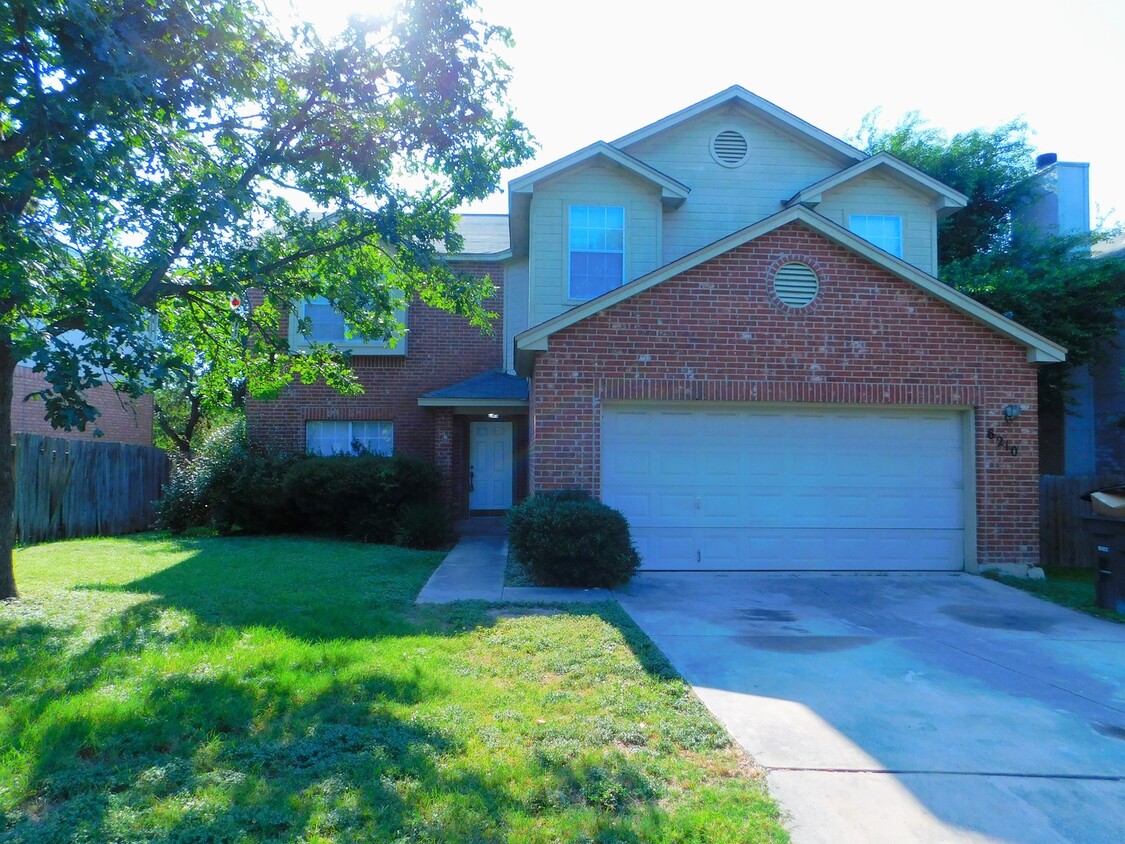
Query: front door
[{"left": 469, "top": 421, "right": 513, "bottom": 510}]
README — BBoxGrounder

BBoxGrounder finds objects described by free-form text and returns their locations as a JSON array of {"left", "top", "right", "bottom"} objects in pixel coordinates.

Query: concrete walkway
[{"left": 415, "top": 518, "right": 616, "bottom": 604}]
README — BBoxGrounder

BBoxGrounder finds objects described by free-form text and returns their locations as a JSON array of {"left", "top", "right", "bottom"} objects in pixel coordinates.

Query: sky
[{"left": 266, "top": 0, "right": 1125, "bottom": 227}]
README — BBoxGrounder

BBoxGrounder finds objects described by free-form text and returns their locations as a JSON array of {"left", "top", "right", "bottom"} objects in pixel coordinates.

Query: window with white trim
[
  {"left": 569, "top": 205, "right": 624, "bottom": 300},
  {"left": 849, "top": 215, "right": 903, "bottom": 257},
  {"left": 290, "top": 297, "right": 407, "bottom": 355},
  {"left": 306, "top": 420, "right": 394, "bottom": 456}
]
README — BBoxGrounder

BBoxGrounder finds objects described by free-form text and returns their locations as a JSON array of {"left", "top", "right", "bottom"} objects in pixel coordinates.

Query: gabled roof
[
  {"left": 784, "top": 152, "right": 969, "bottom": 218},
  {"left": 612, "top": 85, "right": 867, "bottom": 163},
  {"left": 509, "top": 141, "right": 690, "bottom": 207},
  {"left": 417, "top": 369, "right": 528, "bottom": 407},
  {"left": 506, "top": 141, "right": 691, "bottom": 259},
  {"left": 515, "top": 206, "right": 1065, "bottom": 373}
]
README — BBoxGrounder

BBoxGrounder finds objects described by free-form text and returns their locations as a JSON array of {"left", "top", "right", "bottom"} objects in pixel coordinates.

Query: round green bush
[{"left": 505, "top": 492, "right": 640, "bottom": 588}]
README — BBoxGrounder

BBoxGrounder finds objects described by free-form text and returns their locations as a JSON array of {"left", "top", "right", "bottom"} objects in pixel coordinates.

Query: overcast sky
[{"left": 267, "top": 0, "right": 1125, "bottom": 227}]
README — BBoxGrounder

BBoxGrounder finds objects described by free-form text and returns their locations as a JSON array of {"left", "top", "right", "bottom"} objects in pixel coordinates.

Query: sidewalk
[{"left": 415, "top": 517, "right": 616, "bottom": 604}]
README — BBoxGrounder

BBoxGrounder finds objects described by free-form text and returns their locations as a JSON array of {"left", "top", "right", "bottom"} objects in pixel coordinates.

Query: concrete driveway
[{"left": 616, "top": 573, "right": 1125, "bottom": 843}]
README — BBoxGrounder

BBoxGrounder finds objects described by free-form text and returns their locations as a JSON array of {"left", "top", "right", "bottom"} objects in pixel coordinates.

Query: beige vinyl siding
[
  {"left": 623, "top": 103, "right": 851, "bottom": 263},
  {"left": 528, "top": 162, "right": 661, "bottom": 326},
  {"left": 503, "top": 258, "right": 529, "bottom": 373},
  {"left": 813, "top": 171, "right": 938, "bottom": 275}
]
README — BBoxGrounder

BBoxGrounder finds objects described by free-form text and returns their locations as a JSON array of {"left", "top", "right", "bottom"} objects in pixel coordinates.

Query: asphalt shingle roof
[
  {"left": 421, "top": 370, "right": 528, "bottom": 401},
  {"left": 443, "top": 214, "right": 510, "bottom": 255}
]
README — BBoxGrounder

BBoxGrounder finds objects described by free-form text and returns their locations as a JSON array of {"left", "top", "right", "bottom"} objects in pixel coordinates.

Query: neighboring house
[
  {"left": 1014, "top": 155, "right": 1125, "bottom": 475},
  {"left": 248, "top": 86, "right": 1065, "bottom": 573},
  {"left": 12, "top": 364, "right": 154, "bottom": 447}
]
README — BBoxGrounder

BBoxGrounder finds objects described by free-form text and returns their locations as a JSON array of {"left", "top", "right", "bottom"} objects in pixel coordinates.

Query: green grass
[
  {"left": 990, "top": 566, "right": 1125, "bottom": 623},
  {"left": 1, "top": 534, "right": 786, "bottom": 843}
]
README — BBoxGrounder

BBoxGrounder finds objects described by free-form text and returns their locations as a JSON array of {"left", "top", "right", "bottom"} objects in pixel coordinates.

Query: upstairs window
[
  {"left": 305, "top": 297, "right": 351, "bottom": 344},
  {"left": 291, "top": 296, "right": 407, "bottom": 355},
  {"left": 569, "top": 205, "right": 624, "bottom": 300},
  {"left": 306, "top": 420, "right": 394, "bottom": 456},
  {"left": 849, "top": 215, "right": 903, "bottom": 258}
]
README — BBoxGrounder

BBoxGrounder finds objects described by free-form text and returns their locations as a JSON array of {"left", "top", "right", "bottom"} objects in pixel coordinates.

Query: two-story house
[{"left": 248, "top": 86, "right": 1065, "bottom": 573}]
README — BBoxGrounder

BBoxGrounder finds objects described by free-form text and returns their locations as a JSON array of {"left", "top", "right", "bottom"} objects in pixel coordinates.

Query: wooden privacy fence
[
  {"left": 12, "top": 434, "right": 169, "bottom": 544},
  {"left": 1040, "top": 474, "right": 1125, "bottom": 568}
]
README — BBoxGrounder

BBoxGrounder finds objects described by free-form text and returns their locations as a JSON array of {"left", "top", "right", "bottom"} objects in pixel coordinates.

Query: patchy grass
[
  {"left": 1, "top": 534, "right": 786, "bottom": 842},
  {"left": 989, "top": 566, "right": 1125, "bottom": 623}
]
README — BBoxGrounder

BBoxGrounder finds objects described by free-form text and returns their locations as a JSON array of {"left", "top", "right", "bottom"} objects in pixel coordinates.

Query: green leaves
[
  {"left": 855, "top": 111, "right": 1039, "bottom": 264},
  {"left": 857, "top": 109, "right": 1125, "bottom": 404},
  {"left": 1, "top": 0, "right": 533, "bottom": 443}
]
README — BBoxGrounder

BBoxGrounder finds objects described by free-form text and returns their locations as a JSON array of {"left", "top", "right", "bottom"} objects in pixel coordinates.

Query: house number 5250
[{"left": 987, "top": 428, "right": 1019, "bottom": 457}]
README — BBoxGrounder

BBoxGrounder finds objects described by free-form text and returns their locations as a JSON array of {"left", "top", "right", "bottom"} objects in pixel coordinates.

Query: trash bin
[{"left": 1080, "top": 505, "right": 1125, "bottom": 614}]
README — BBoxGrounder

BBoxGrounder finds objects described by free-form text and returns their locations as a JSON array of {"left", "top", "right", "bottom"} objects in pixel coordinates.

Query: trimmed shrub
[
  {"left": 506, "top": 492, "right": 640, "bottom": 588},
  {"left": 393, "top": 501, "right": 454, "bottom": 550},
  {"left": 283, "top": 454, "right": 443, "bottom": 543},
  {"left": 158, "top": 424, "right": 448, "bottom": 543}
]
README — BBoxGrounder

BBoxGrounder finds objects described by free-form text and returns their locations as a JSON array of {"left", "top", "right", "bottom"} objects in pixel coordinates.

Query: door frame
[{"left": 468, "top": 419, "right": 515, "bottom": 513}]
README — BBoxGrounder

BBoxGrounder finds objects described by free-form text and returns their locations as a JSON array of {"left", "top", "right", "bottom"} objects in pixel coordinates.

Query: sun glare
[{"left": 262, "top": 0, "right": 404, "bottom": 38}]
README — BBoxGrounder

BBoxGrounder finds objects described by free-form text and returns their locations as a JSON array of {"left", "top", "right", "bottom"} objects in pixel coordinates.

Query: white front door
[{"left": 469, "top": 421, "right": 513, "bottom": 510}]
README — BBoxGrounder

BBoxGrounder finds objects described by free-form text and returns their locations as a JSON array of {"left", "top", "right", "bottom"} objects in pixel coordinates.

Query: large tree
[
  {"left": 854, "top": 112, "right": 1125, "bottom": 406},
  {"left": 0, "top": 0, "right": 533, "bottom": 599}
]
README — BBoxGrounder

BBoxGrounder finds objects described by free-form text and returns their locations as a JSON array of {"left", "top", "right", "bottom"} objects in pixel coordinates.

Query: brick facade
[
  {"left": 529, "top": 223, "right": 1040, "bottom": 567},
  {"left": 12, "top": 365, "right": 154, "bottom": 446},
  {"left": 247, "top": 262, "right": 505, "bottom": 511}
]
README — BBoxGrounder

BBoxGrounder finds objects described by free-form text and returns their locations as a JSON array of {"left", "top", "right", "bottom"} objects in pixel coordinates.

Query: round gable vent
[
  {"left": 773, "top": 262, "right": 819, "bottom": 308},
  {"left": 711, "top": 129, "right": 749, "bottom": 167}
]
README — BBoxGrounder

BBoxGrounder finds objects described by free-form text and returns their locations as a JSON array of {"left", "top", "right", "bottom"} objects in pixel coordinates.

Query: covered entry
[
  {"left": 419, "top": 369, "right": 530, "bottom": 516},
  {"left": 600, "top": 403, "right": 969, "bottom": 571}
]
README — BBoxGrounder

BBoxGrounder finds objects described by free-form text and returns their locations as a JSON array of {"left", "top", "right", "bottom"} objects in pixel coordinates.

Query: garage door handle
[{"left": 696, "top": 496, "right": 702, "bottom": 509}]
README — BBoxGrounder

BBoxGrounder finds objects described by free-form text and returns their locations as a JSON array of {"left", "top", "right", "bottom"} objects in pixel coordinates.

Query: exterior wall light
[
  {"left": 487, "top": 412, "right": 500, "bottom": 419},
  {"left": 1003, "top": 404, "right": 1022, "bottom": 421}
]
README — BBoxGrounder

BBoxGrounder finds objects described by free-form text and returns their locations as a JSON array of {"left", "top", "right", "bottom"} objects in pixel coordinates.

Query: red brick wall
[
  {"left": 530, "top": 222, "right": 1041, "bottom": 567},
  {"left": 246, "top": 262, "right": 504, "bottom": 467},
  {"left": 12, "top": 365, "right": 154, "bottom": 446}
]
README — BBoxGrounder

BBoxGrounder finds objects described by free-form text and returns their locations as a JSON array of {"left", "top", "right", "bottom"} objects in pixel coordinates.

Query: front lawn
[
  {"left": 990, "top": 566, "right": 1125, "bottom": 623},
  {"left": 0, "top": 535, "right": 786, "bottom": 842}
]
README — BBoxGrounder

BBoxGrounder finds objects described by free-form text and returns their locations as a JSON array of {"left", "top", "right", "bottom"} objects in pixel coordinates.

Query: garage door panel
[
  {"left": 602, "top": 403, "right": 967, "bottom": 572},
  {"left": 638, "top": 529, "right": 964, "bottom": 571}
]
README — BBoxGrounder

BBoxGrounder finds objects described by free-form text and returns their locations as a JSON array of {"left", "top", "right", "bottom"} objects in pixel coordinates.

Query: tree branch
[{"left": 132, "top": 91, "right": 323, "bottom": 309}]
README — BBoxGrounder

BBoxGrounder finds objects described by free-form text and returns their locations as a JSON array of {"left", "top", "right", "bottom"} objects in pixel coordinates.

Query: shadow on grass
[
  {"left": 2, "top": 535, "right": 737, "bottom": 843},
  {"left": 73, "top": 533, "right": 496, "bottom": 641}
]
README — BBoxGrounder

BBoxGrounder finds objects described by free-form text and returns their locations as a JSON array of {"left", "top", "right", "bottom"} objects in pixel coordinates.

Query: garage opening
[{"left": 601, "top": 403, "right": 969, "bottom": 571}]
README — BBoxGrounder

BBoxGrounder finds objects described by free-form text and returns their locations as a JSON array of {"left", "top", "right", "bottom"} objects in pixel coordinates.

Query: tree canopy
[
  {"left": 0, "top": 0, "right": 534, "bottom": 598},
  {"left": 855, "top": 111, "right": 1125, "bottom": 386}
]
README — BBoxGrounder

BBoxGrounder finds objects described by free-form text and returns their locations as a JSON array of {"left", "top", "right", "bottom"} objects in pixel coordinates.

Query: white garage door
[{"left": 601, "top": 403, "right": 967, "bottom": 571}]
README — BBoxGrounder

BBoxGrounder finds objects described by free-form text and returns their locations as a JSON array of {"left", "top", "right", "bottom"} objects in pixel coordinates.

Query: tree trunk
[{"left": 0, "top": 340, "right": 16, "bottom": 600}]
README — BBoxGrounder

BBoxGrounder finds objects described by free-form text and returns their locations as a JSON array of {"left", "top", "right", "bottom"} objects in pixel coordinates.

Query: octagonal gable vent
[
  {"left": 711, "top": 129, "right": 749, "bottom": 167},
  {"left": 773, "top": 262, "right": 819, "bottom": 308}
]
